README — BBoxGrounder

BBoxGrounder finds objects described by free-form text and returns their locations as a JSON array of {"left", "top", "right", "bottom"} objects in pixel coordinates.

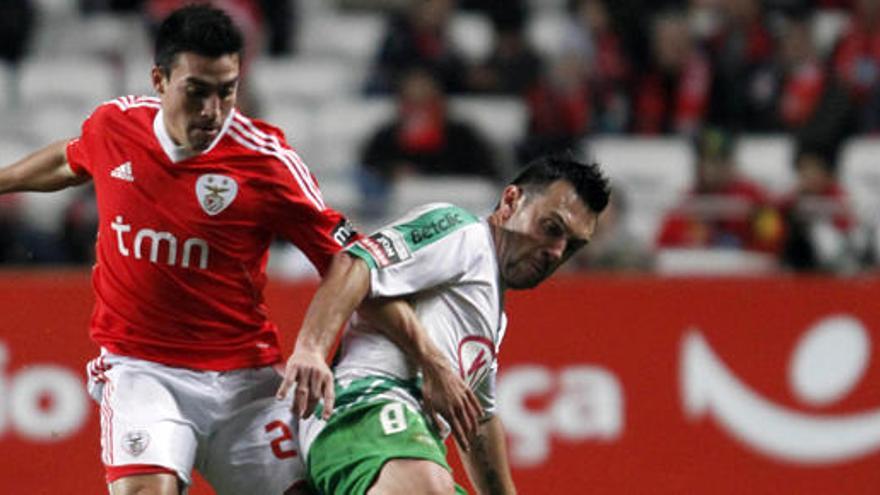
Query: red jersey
[
  {"left": 66, "top": 96, "right": 356, "bottom": 371},
  {"left": 634, "top": 51, "right": 711, "bottom": 135},
  {"left": 833, "top": 21, "right": 880, "bottom": 100},
  {"left": 656, "top": 178, "right": 782, "bottom": 252}
]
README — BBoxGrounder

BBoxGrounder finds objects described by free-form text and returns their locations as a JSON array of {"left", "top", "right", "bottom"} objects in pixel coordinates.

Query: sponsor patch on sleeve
[
  {"left": 352, "top": 229, "right": 412, "bottom": 268},
  {"left": 331, "top": 219, "right": 357, "bottom": 246}
]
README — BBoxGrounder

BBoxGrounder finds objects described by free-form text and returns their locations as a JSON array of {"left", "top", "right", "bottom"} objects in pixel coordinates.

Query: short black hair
[
  {"left": 511, "top": 154, "right": 611, "bottom": 214},
  {"left": 154, "top": 4, "right": 243, "bottom": 75}
]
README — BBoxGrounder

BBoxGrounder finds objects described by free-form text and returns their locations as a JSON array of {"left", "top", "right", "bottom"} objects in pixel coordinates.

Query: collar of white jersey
[{"left": 153, "top": 109, "right": 234, "bottom": 163}]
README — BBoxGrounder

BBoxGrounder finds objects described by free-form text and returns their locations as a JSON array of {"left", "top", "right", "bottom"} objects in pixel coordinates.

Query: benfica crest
[
  {"left": 196, "top": 174, "right": 238, "bottom": 216},
  {"left": 122, "top": 430, "right": 151, "bottom": 457}
]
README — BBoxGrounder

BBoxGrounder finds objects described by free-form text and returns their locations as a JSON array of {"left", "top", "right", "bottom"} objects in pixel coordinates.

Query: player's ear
[
  {"left": 151, "top": 66, "right": 167, "bottom": 96},
  {"left": 498, "top": 185, "right": 523, "bottom": 222}
]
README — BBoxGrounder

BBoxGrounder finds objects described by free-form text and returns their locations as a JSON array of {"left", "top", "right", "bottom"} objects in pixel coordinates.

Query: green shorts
[{"left": 307, "top": 399, "right": 466, "bottom": 495}]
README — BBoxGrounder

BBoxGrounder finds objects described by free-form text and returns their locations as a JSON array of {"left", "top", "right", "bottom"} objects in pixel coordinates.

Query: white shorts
[{"left": 86, "top": 351, "right": 307, "bottom": 494}]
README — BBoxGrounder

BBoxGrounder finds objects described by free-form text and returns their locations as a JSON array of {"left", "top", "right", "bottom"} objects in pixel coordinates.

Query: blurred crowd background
[{"left": 0, "top": 0, "right": 878, "bottom": 277}]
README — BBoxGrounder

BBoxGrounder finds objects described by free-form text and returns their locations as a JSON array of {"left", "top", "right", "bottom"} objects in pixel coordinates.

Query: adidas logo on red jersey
[{"left": 110, "top": 161, "right": 134, "bottom": 182}]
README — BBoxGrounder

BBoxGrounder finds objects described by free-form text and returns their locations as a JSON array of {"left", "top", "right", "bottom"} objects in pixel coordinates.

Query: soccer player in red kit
[
  {"left": 0, "top": 4, "right": 485, "bottom": 493},
  {"left": 0, "top": 5, "right": 368, "bottom": 495}
]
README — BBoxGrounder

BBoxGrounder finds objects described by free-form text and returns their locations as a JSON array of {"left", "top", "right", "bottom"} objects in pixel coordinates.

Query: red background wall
[{"left": 1, "top": 272, "right": 878, "bottom": 494}]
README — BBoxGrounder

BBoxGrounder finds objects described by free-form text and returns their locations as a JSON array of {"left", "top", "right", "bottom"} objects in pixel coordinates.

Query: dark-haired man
[
  {"left": 279, "top": 156, "right": 610, "bottom": 494},
  {"left": 0, "top": 5, "right": 475, "bottom": 495}
]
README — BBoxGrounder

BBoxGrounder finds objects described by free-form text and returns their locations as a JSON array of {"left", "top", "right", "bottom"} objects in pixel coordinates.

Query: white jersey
[{"left": 338, "top": 203, "right": 507, "bottom": 417}]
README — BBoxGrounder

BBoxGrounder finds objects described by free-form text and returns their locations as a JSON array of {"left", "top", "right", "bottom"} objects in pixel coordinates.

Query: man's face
[
  {"left": 796, "top": 154, "right": 830, "bottom": 194},
  {"left": 653, "top": 17, "right": 690, "bottom": 72},
  {"left": 496, "top": 180, "right": 599, "bottom": 289},
  {"left": 153, "top": 52, "right": 240, "bottom": 152},
  {"left": 399, "top": 70, "right": 442, "bottom": 108},
  {"left": 697, "top": 157, "right": 733, "bottom": 192}
]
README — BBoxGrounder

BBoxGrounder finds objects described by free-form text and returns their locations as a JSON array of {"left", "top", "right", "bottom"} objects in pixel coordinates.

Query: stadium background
[{"left": 0, "top": 0, "right": 878, "bottom": 493}]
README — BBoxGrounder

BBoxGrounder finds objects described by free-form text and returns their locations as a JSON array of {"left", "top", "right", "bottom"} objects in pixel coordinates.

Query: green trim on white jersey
[
  {"left": 347, "top": 204, "right": 479, "bottom": 269},
  {"left": 394, "top": 205, "right": 480, "bottom": 251},
  {"left": 314, "top": 374, "right": 422, "bottom": 419}
]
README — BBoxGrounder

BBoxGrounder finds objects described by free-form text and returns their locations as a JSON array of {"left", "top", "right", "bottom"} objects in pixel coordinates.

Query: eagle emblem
[
  {"left": 196, "top": 174, "right": 238, "bottom": 216},
  {"left": 122, "top": 430, "right": 151, "bottom": 457}
]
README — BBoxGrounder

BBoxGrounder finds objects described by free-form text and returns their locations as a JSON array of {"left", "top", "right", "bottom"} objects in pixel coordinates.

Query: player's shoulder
[
  {"left": 389, "top": 203, "right": 482, "bottom": 247},
  {"left": 100, "top": 95, "right": 161, "bottom": 115},
  {"left": 227, "top": 111, "right": 289, "bottom": 147},
  {"left": 88, "top": 95, "right": 161, "bottom": 124},
  {"left": 400, "top": 203, "right": 480, "bottom": 224},
  {"left": 223, "top": 111, "right": 322, "bottom": 190},
  {"left": 223, "top": 111, "right": 297, "bottom": 167}
]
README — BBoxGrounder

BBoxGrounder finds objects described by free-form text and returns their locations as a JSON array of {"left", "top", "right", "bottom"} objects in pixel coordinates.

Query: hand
[
  {"left": 421, "top": 355, "right": 483, "bottom": 452},
  {"left": 276, "top": 349, "right": 335, "bottom": 420}
]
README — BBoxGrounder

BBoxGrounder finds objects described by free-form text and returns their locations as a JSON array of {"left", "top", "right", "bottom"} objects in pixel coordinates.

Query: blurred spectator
[
  {"left": 563, "top": 0, "right": 631, "bottom": 132},
  {"left": 80, "top": 0, "right": 143, "bottom": 13},
  {"left": 657, "top": 128, "right": 783, "bottom": 252},
  {"left": 570, "top": 187, "right": 654, "bottom": 272},
  {"left": 466, "top": 6, "right": 542, "bottom": 96},
  {"left": 600, "top": 0, "right": 686, "bottom": 72},
  {"left": 260, "top": 0, "right": 296, "bottom": 56},
  {"left": 814, "top": 0, "right": 854, "bottom": 7},
  {"left": 633, "top": 10, "right": 712, "bottom": 135},
  {"left": 359, "top": 69, "right": 498, "bottom": 216},
  {"left": 0, "top": 0, "right": 35, "bottom": 65},
  {"left": 779, "top": 145, "right": 856, "bottom": 272},
  {"left": 458, "top": 0, "right": 528, "bottom": 18},
  {"left": 365, "top": 0, "right": 468, "bottom": 94},
  {"left": 0, "top": 0, "right": 34, "bottom": 107},
  {"left": 518, "top": 53, "right": 592, "bottom": 164},
  {"left": 783, "top": 13, "right": 856, "bottom": 155},
  {"left": 0, "top": 195, "right": 24, "bottom": 263},
  {"left": 833, "top": 0, "right": 880, "bottom": 131},
  {"left": 705, "top": 0, "right": 777, "bottom": 131},
  {"left": 777, "top": 14, "right": 827, "bottom": 130},
  {"left": 335, "top": 0, "right": 409, "bottom": 12}
]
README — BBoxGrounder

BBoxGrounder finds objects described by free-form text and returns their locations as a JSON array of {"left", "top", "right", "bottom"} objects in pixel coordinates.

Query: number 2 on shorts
[
  {"left": 379, "top": 402, "right": 407, "bottom": 435},
  {"left": 265, "top": 420, "right": 298, "bottom": 459}
]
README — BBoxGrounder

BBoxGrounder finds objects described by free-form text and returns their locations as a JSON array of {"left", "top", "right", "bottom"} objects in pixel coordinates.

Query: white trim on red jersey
[
  {"left": 151, "top": 107, "right": 234, "bottom": 163},
  {"left": 227, "top": 113, "right": 326, "bottom": 211},
  {"left": 230, "top": 112, "right": 325, "bottom": 209},
  {"left": 107, "top": 95, "right": 162, "bottom": 112},
  {"left": 230, "top": 113, "right": 324, "bottom": 208},
  {"left": 97, "top": 96, "right": 327, "bottom": 212}
]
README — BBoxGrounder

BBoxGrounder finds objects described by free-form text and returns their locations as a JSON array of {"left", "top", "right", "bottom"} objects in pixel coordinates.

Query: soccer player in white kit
[
  {"left": 0, "top": 5, "right": 480, "bottom": 495},
  {"left": 278, "top": 156, "right": 611, "bottom": 494}
]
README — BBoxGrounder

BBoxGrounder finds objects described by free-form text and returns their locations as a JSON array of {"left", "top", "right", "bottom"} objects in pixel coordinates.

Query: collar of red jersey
[{"left": 153, "top": 109, "right": 235, "bottom": 163}]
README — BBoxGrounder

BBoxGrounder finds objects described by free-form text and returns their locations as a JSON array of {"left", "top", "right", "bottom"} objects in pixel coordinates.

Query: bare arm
[
  {"left": 277, "top": 251, "right": 370, "bottom": 417},
  {"left": 277, "top": 251, "right": 482, "bottom": 447},
  {"left": 359, "top": 299, "right": 482, "bottom": 451},
  {"left": 0, "top": 140, "right": 88, "bottom": 194},
  {"left": 293, "top": 251, "right": 370, "bottom": 356},
  {"left": 458, "top": 416, "right": 517, "bottom": 495}
]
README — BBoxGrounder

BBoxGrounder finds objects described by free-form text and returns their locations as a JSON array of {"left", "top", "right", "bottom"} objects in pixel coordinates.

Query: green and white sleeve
[{"left": 346, "top": 203, "right": 482, "bottom": 298}]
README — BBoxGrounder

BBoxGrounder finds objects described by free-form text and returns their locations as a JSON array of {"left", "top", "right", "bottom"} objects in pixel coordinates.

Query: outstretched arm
[
  {"left": 458, "top": 416, "right": 517, "bottom": 495},
  {"left": 0, "top": 140, "right": 88, "bottom": 194}
]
